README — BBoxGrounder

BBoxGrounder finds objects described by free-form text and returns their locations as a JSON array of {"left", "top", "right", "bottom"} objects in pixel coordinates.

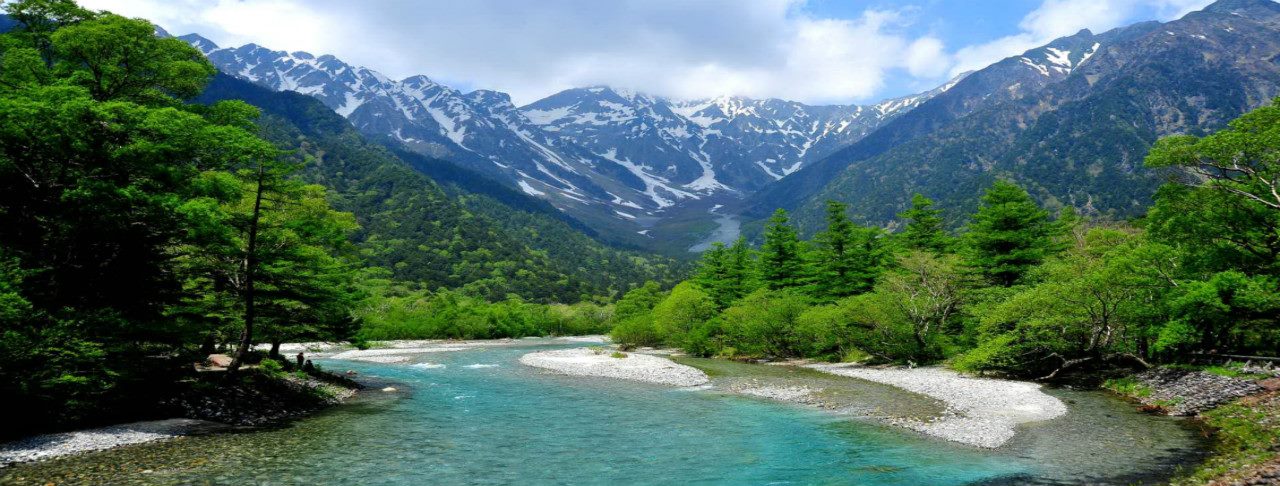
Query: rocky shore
[
  {"left": 807, "top": 364, "right": 1068, "bottom": 448},
  {"left": 0, "top": 419, "right": 223, "bottom": 467},
  {"left": 1127, "top": 368, "right": 1266, "bottom": 416},
  {"left": 519, "top": 348, "right": 709, "bottom": 387},
  {"left": 0, "top": 369, "right": 361, "bottom": 468}
]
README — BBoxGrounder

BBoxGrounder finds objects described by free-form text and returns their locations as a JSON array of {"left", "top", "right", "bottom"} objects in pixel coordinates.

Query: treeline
[
  {"left": 613, "top": 100, "right": 1280, "bottom": 378},
  {"left": 354, "top": 272, "right": 612, "bottom": 341}
]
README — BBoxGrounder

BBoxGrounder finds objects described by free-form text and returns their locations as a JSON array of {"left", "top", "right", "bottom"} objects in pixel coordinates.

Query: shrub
[
  {"left": 718, "top": 289, "right": 810, "bottom": 358},
  {"left": 610, "top": 315, "right": 662, "bottom": 350}
]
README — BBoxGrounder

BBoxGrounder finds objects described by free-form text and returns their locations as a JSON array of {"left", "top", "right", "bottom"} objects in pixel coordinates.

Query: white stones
[
  {"left": 807, "top": 364, "right": 1067, "bottom": 448},
  {"left": 0, "top": 419, "right": 215, "bottom": 466},
  {"left": 519, "top": 348, "right": 709, "bottom": 387}
]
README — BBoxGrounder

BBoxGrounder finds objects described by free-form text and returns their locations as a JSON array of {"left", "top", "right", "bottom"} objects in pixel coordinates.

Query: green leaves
[
  {"left": 963, "top": 180, "right": 1058, "bottom": 287},
  {"left": 51, "top": 14, "right": 214, "bottom": 102}
]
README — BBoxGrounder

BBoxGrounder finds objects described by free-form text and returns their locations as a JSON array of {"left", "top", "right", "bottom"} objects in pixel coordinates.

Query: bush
[
  {"left": 610, "top": 315, "right": 662, "bottom": 350},
  {"left": 718, "top": 289, "right": 810, "bottom": 358},
  {"left": 650, "top": 282, "right": 717, "bottom": 346}
]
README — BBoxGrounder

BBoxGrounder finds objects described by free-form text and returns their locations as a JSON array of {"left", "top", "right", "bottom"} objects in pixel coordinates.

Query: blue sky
[{"left": 78, "top": 0, "right": 1215, "bottom": 105}]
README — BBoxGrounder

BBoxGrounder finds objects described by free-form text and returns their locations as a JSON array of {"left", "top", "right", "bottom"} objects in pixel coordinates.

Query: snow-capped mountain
[
  {"left": 180, "top": 33, "right": 952, "bottom": 228},
  {"left": 181, "top": 34, "right": 662, "bottom": 222}
]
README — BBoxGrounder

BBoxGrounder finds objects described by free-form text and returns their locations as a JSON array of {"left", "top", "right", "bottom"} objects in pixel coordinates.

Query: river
[{"left": 1, "top": 339, "right": 1208, "bottom": 485}]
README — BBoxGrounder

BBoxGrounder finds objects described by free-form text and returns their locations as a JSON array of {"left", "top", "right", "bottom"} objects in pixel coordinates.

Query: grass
[
  {"left": 1165, "top": 362, "right": 1271, "bottom": 380},
  {"left": 1102, "top": 376, "right": 1153, "bottom": 398},
  {"left": 610, "top": 351, "right": 628, "bottom": 359},
  {"left": 1171, "top": 391, "right": 1280, "bottom": 485}
]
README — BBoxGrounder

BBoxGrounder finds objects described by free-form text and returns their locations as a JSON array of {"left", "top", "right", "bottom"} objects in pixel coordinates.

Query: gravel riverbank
[
  {"left": 807, "top": 364, "right": 1068, "bottom": 448},
  {"left": 0, "top": 419, "right": 223, "bottom": 467},
  {"left": 519, "top": 348, "right": 709, "bottom": 387}
]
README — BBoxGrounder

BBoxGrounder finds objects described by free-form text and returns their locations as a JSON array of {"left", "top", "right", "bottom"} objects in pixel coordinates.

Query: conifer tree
[
  {"left": 963, "top": 180, "right": 1055, "bottom": 286},
  {"left": 813, "top": 201, "right": 884, "bottom": 299},
  {"left": 760, "top": 209, "right": 805, "bottom": 290},
  {"left": 899, "top": 194, "right": 950, "bottom": 252}
]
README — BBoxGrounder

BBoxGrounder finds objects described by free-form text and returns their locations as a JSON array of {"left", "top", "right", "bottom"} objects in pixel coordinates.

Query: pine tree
[
  {"left": 963, "top": 180, "right": 1055, "bottom": 286},
  {"left": 900, "top": 194, "right": 950, "bottom": 252},
  {"left": 760, "top": 209, "right": 805, "bottom": 290},
  {"left": 813, "top": 201, "right": 884, "bottom": 299}
]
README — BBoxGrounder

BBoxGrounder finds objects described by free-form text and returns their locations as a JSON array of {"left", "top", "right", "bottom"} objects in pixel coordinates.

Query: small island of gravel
[
  {"left": 519, "top": 348, "right": 709, "bottom": 387},
  {"left": 807, "top": 364, "right": 1068, "bottom": 448}
]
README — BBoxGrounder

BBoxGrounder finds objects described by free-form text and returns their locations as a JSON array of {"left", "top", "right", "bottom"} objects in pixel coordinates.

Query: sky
[{"left": 70, "top": 0, "right": 1216, "bottom": 106}]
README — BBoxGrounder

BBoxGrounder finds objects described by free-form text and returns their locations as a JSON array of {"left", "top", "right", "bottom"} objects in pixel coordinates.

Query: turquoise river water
[{"left": 2, "top": 340, "right": 1210, "bottom": 485}]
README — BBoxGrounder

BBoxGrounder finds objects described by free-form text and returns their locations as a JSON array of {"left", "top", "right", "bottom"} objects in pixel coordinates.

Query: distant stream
[{"left": 689, "top": 206, "right": 741, "bottom": 252}]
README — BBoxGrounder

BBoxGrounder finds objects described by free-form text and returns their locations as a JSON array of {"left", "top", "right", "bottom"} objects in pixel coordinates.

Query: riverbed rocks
[
  {"left": 807, "top": 364, "right": 1068, "bottom": 448},
  {"left": 519, "top": 348, "right": 709, "bottom": 387},
  {"left": 1132, "top": 368, "right": 1265, "bottom": 416},
  {"left": 0, "top": 419, "right": 220, "bottom": 467}
]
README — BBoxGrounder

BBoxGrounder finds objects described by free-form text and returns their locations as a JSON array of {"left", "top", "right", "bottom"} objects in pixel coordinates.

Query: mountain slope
[
  {"left": 179, "top": 34, "right": 953, "bottom": 245},
  {"left": 757, "top": 0, "right": 1280, "bottom": 234},
  {"left": 196, "top": 73, "right": 684, "bottom": 301}
]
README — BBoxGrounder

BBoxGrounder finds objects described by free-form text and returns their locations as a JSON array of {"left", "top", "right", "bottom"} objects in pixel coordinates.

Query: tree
[
  {"left": 963, "top": 180, "right": 1057, "bottom": 286},
  {"left": 649, "top": 282, "right": 717, "bottom": 346},
  {"left": 52, "top": 14, "right": 214, "bottom": 102},
  {"left": 956, "top": 228, "right": 1159, "bottom": 378},
  {"left": 812, "top": 200, "right": 884, "bottom": 299},
  {"left": 759, "top": 209, "right": 806, "bottom": 290},
  {"left": 878, "top": 251, "right": 964, "bottom": 361},
  {"left": 899, "top": 194, "right": 950, "bottom": 252},
  {"left": 1145, "top": 97, "right": 1280, "bottom": 213}
]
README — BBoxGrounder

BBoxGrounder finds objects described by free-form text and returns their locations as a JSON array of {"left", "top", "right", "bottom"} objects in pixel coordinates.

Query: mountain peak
[
  {"left": 1203, "top": 0, "right": 1280, "bottom": 15},
  {"left": 177, "top": 33, "right": 218, "bottom": 53}
]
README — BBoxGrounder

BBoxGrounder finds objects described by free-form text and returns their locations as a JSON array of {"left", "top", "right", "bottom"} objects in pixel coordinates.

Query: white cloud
[
  {"left": 950, "top": 0, "right": 1213, "bottom": 75},
  {"left": 74, "top": 0, "right": 1218, "bottom": 105},
  {"left": 75, "top": 0, "right": 954, "bottom": 105}
]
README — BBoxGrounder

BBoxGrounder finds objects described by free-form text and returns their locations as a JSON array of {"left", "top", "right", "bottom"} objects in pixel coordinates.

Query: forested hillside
[
  {"left": 196, "top": 74, "right": 684, "bottom": 303},
  {"left": 745, "top": 0, "right": 1280, "bottom": 236},
  {"left": 613, "top": 97, "right": 1280, "bottom": 377}
]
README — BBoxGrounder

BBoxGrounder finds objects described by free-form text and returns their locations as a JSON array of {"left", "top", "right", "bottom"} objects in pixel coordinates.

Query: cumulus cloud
[
  {"left": 950, "top": 0, "right": 1213, "bottom": 75},
  {"left": 75, "top": 0, "right": 1217, "bottom": 105}
]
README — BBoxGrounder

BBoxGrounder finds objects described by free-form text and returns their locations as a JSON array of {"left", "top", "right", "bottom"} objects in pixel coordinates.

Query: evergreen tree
[
  {"left": 963, "top": 180, "right": 1056, "bottom": 286},
  {"left": 760, "top": 209, "right": 805, "bottom": 290},
  {"left": 899, "top": 194, "right": 950, "bottom": 252},
  {"left": 813, "top": 201, "right": 884, "bottom": 299},
  {"left": 696, "top": 237, "right": 758, "bottom": 308}
]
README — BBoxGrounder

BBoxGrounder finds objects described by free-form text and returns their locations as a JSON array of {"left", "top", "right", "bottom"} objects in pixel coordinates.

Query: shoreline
[
  {"left": 0, "top": 419, "right": 224, "bottom": 468},
  {"left": 0, "top": 369, "right": 363, "bottom": 468}
]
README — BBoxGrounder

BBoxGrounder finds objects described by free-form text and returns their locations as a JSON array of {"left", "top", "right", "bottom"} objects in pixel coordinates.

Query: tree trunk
[
  {"left": 269, "top": 340, "right": 282, "bottom": 360},
  {"left": 228, "top": 165, "right": 266, "bottom": 373}
]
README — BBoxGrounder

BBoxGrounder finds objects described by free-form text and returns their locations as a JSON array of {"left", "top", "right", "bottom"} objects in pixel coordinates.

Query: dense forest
[
  {"left": 611, "top": 106, "right": 1280, "bottom": 377},
  {"left": 0, "top": 1, "right": 667, "bottom": 435}
]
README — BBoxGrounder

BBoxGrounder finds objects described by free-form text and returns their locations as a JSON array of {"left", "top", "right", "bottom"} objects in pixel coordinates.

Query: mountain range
[
  {"left": 175, "top": 0, "right": 1280, "bottom": 249},
  {"left": 178, "top": 33, "right": 956, "bottom": 246}
]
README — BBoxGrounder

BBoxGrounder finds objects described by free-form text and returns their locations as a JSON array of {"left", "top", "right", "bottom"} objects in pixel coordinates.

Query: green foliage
[
  {"left": 811, "top": 201, "right": 886, "bottom": 299},
  {"left": 963, "top": 180, "right": 1059, "bottom": 286},
  {"left": 717, "top": 289, "right": 811, "bottom": 358},
  {"left": 610, "top": 315, "right": 662, "bottom": 350},
  {"left": 613, "top": 281, "right": 664, "bottom": 321},
  {"left": 899, "top": 194, "right": 951, "bottom": 253},
  {"left": 649, "top": 282, "right": 717, "bottom": 347},
  {"left": 759, "top": 209, "right": 806, "bottom": 290},
  {"left": 694, "top": 237, "right": 758, "bottom": 308},
  {"left": 355, "top": 278, "right": 609, "bottom": 341}
]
